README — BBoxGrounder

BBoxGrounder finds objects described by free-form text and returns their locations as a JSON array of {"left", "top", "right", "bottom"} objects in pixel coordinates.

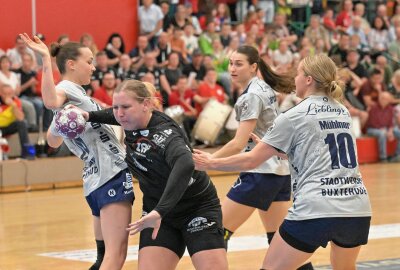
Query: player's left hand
[
  {"left": 127, "top": 210, "right": 161, "bottom": 239},
  {"left": 64, "top": 104, "right": 90, "bottom": 121}
]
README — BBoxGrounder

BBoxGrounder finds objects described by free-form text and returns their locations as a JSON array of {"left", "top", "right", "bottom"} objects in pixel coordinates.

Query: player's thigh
[
  {"left": 100, "top": 201, "right": 132, "bottom": 250},
  {"left": 92, "top": 215, "right": 103, "bottom": 240},
  {"left": 330, "top": 242, "right": 361, "bottom": 270},
  {"left": 139, "top": 223, "right": 186, "bottom": 259},
  {"left": 221, "top": 197, "right": 255, "bottom": 231},
  {"left": 138, "top": 246, "right": 180, "bottom": 270},
  {"left": 258, "top": 201, "right": 289, "bottom": 232},
  {"left": 191, "top": 248, "right": 228, "bottom": 270},
  {"left": 263, "top": 230, "right": 313, "bottom": 270}
]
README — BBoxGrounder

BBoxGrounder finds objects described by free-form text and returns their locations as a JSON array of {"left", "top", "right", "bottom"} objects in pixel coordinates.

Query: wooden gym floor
[{"left": 0, "top": 163, "right": 399, "bottom": 270}]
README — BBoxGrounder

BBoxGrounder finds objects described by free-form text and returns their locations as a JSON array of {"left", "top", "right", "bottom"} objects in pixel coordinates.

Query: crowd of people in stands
[{"left": 2, "top": 0, "right": 400, "bottom": 162}]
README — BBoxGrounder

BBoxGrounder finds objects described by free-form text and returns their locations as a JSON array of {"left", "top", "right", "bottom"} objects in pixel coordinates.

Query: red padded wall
[{"left": 0, "top": 0, "right": 138, "bottom": 52}]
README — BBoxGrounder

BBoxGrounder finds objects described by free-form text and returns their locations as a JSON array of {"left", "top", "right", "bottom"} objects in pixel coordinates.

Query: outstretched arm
[
  {"left": 212, "top": 119, "right": 257, "bottom": 158},
  {"left": 193, "top": 141, "right": 278, "bottom": 171},
  {"left": 20, "top": 33, "right": 67, "bottom": 109},
  {"left": 88, "top": 108, "right": 120, "bottom": 125},
  {"left": 63, "top": 105, "right": 120, "bottom": 126}
]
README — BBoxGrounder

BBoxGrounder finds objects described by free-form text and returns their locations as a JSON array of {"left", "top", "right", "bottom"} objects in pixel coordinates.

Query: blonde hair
[
  {"left": 115, "top": 79, "right": 151, "bottom": 102},
  {"left": 338, "top": 68, "right": 351, "bottom": 82},
  {"left": 301, "top": 54, "right": 344, "bottom": 102},
  {"left": 143, "top": 81, "right": 162, "bottom": 110}
]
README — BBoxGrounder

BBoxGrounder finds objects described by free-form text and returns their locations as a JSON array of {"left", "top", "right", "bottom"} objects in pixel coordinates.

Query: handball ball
[{"left": 55, "top": 108, "right": 86, "bottom": 139}]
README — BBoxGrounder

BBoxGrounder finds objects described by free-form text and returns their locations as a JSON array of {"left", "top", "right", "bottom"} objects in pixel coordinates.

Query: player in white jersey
[
  {"left": 193, "top": 54, "right": 372, "bottom": 270},
  {"left": 21, "top": 34, "right": 134, "bottom": 270},
  {"left": 211, "top": 45, "right": 313, "bottom": 269}
]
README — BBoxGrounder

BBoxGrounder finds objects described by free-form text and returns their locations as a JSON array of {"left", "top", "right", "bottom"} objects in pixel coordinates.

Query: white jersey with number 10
[{"left": 262, "top": 95, "right": 372, "bottom": 220}]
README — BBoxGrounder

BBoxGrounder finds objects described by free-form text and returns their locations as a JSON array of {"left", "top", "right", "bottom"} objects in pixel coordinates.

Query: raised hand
[
  {"left": 19, "top": 33, "right": 50, "bottom": 58},
  {"left": 126, "top": 210, "right": 161, "bottom": 240}
]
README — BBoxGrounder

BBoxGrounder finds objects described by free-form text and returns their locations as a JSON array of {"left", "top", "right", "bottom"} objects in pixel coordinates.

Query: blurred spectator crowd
[{"left": 2, "top": 0, "right": 400, "bottom": 162}]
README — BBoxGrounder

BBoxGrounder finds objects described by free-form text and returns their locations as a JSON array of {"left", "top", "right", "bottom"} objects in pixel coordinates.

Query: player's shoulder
[
  {"left": 281, "top": 96, "right": 310, "bottom": 116},
  {"left": 56, "top": 80, "right": 81, "bottom": 92},
  {"left": 151, "top": 112, "right": 184, "bottom": 139},
  {"left": 247, "top": 78, "right": 273, "bottom": 94}
]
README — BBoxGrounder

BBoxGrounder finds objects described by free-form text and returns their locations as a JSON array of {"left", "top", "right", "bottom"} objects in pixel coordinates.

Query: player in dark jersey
[{"left": 85, "top": 79, "right": 227, "bottom": 270}]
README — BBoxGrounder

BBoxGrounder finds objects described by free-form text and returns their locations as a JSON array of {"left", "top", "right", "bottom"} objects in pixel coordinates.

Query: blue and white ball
[{"left": 55, "top": 108, "right": 86, "bottom": 139}]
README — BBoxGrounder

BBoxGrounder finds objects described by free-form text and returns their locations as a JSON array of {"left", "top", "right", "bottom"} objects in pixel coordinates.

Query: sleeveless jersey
[
  {"left": 262, "top": 95, "right": 372, "bottom": 220},
  {"left": 235, "top": 77, "right": 289, "bottom": 175},
  {"left": 53, "top": 80, "right": 127, "bottom": 196}
]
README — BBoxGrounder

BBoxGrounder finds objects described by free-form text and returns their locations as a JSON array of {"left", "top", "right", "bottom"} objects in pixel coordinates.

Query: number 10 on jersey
[{"left": 324, "top": 133, "right": 357, "bottom": 169}]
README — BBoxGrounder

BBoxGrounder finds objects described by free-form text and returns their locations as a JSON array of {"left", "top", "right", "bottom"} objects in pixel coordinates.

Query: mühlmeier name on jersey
[{"left": 319, "top": 120, "right": 350, "bottom": 130}]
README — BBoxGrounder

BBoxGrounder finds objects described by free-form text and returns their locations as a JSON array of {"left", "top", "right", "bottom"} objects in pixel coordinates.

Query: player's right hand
[
  {"left": 19, "top": 33, "right": 50, "bottom": 58},
  {"left": 64, "top": 104, "right": 90, "bottom": 121}
]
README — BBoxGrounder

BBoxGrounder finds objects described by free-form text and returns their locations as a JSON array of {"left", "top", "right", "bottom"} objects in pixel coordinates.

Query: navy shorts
[
  {"left": 86, "top": 169, "right": 135, "bottom": 217},
  {"left": 279, "top": 217, "right": 371, "bottom": 253},
  {"left": 227, "top": 172, "right": 291, "bottom": 210}
]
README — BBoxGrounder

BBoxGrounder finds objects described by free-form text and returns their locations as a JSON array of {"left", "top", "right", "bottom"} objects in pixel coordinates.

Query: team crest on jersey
[
  {"left": 133, "top": 138, "right": 155, "bottom": 156},
  {"left": 140, "top": 130, "right": 149, "bottom": 137},
  {"left": 136, "top": 142, "right": 151, "bottom": 154}
]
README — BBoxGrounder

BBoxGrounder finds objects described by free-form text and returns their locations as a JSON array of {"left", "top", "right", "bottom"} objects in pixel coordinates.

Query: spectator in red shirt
[
  {"left": 168, "top": 75, "right": 197, "bottom": 141},
  {"left": 323, "top": 8, "right": 337, "bottom": 32},
  {"left": 169, "top": 75, "right": 197, "bottom": 116},
  {"left": 366, "top": 91, "right": 400, "bottom": 162},
  {"left": 194, "top": 68, "right": 227, "bottom": 115},
  {"left": 336, "top": 0, "right": 353, "bottom": 31},
  {"left": 92, "top": 72, "right": 115, "bottom": 108}
]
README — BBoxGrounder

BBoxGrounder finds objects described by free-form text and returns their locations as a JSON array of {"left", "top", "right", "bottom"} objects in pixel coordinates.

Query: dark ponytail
[
  {"left": 258, "top": 60, "right": 295, "bottom": 94},
  {"left": 50, "top": 43, "right": 62, "bottom": 57},
  {"left": 50, "top": 42, "right": 86, "bottom": 74},
  {"left": 236, "top": 45, "right": 295, "bottom": 94}
]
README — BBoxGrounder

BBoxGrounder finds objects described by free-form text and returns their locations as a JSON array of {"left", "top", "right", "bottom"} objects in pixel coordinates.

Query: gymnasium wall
[{"left": 0, "top": 0, "right": 138, "bottom": 52}]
